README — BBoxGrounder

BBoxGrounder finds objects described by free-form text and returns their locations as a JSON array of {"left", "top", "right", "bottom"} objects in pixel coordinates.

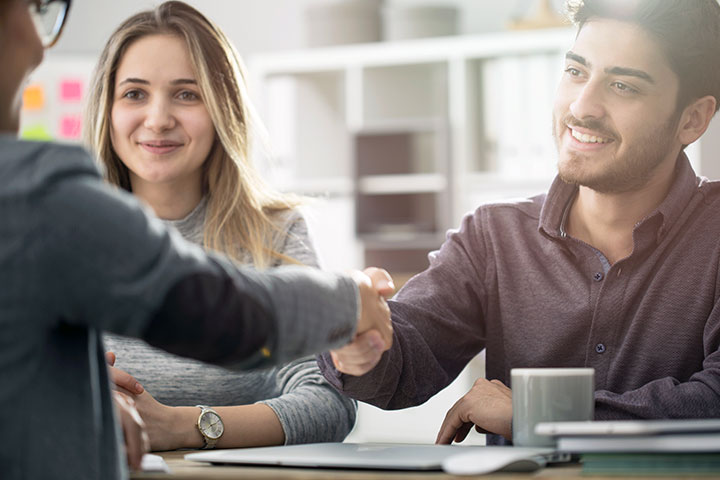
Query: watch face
[{"left": 199, "top": 411, "right": 224, "bottom": 439}]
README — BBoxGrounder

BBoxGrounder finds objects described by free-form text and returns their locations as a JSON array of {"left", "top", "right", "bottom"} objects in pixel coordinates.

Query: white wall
[{"left": 52, "top": 0, "right": 566, "bottom": 57}]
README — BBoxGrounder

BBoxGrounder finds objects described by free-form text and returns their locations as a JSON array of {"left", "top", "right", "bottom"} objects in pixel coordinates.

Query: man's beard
[{"left": 553, "top": 113, "right": 680, "bottom": 194}]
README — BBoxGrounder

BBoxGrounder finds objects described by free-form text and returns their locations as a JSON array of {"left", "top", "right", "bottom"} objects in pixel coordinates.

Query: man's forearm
[
  {"left": 145, "top": 265, "right": 358, "bottom": 370},
  {"left": 595, "top": 375, "right": 720, "bottom": 419}
]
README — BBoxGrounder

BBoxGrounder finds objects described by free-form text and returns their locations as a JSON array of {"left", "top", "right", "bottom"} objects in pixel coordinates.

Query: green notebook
[{"left": 582, "top": 453, "right": 720, "bottom": 476}]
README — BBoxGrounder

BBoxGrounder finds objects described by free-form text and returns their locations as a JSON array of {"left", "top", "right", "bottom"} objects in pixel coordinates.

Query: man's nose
[{"left": 569, "top": 80, "right": 606, "bottom": 121}]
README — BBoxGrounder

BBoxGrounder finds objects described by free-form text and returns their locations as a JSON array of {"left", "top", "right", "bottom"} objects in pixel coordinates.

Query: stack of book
[
  {"left": 581, "top": 453, "right": 720, "bottom": 475},
  {"left": 535, "top": 419, "right": 720, "bottom": 476}
]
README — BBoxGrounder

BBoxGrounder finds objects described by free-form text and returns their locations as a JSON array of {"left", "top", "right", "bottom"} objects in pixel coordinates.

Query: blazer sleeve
[{"left": 38, "top": 155, "right": 359, "bottom": 369}]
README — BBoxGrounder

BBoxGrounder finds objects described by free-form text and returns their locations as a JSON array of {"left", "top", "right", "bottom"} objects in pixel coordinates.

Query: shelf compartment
[
  {"left": 261, "top": 71, "right": 351, "bottom": 186},
  {"left": 463, "top": 53, "right": 564, "bottom": 176},
  {"left": 354, "top": 127, "right": 447, "bottom": 176},
  {"left": 356, "top": 192, "right": 438, "bottom": 235},
  {"left": 362, "top": 62, "right": 448, "bottom": 123}
]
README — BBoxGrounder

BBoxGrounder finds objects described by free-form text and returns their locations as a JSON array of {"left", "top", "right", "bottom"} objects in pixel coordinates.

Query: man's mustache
[{"left": 560, "top": 114, "right": 618, "bottom": 141}]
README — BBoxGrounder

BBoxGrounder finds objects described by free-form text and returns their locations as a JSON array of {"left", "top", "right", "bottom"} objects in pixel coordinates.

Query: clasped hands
[{"left": 331, "top": 267, "right": 396, "bottom": 376}]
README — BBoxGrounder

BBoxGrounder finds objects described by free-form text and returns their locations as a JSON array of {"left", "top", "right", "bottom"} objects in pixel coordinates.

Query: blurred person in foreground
[{"left": 0, "top": 0, "right": 393, "bottom": 478}]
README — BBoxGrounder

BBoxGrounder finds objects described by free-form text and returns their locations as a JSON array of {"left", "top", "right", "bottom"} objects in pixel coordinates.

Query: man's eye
[
  {"left": 564, "top": 67, "right": 581, "bottom": 77},
  {"left": 612, "top": 81, "right": 638, "bottom": 95}
]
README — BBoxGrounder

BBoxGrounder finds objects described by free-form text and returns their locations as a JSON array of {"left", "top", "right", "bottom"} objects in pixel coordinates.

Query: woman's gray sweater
[{"left": 104, "top": 199, "right": 357, "bottom": 444}]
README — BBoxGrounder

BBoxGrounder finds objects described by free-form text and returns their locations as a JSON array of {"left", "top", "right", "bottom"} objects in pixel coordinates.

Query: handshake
[{"left": 337, "top": 267, "right": 396, "bottom": 376}]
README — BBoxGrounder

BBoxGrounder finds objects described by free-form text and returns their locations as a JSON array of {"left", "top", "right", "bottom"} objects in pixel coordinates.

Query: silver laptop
[{"left": 185, "top": 443, "right": 556, "bottom": 471}]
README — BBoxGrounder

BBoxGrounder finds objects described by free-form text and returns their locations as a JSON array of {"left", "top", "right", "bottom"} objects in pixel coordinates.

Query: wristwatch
[{"left": 195, "top": 405, "right": 224, "bottom": 449}]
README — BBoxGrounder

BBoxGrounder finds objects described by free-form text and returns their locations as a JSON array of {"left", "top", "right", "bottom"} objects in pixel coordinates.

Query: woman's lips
[{"left": 139, "top": 141, "right": 183, "bottom": 155}]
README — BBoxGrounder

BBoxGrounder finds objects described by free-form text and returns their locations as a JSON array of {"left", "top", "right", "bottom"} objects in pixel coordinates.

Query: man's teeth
[{"left": 571, "top": 129, "right": 610, "bottom": 144}]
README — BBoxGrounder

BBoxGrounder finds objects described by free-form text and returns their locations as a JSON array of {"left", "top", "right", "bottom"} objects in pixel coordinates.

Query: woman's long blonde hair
[{"left": 84, "top": 0, "right": 298, "bottom": 268}]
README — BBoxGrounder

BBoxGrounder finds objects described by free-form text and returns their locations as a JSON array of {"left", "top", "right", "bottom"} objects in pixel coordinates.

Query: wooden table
[{"left": 128, "top": 450, "right": 647, "bottom": 480}]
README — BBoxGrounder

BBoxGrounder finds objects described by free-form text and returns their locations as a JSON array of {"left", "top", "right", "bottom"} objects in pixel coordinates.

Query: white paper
[{"left": 141, "top": 453, "right": 171, "bottom": 473}]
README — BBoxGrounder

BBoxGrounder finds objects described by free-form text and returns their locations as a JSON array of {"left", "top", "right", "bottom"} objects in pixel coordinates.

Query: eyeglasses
[{"left": 27, "top": 0, "right": 71, "bottom": 48}]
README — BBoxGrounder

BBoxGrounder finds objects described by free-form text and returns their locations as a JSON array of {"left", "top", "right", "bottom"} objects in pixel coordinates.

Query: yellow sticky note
[
  {"left": 23, "top": 84, "right": 45, "bottom": 111},
  {"left": 21, "top": 124, "right": 53, "bottom": 141}
]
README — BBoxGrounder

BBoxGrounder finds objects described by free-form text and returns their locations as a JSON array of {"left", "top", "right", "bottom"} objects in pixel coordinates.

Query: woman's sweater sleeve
[{"left": 259, "top": 211, "right": 358, "bottom": 443}]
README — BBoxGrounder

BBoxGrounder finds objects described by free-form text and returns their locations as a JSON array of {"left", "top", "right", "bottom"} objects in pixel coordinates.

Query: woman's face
[
  {"left": 110, "top": 34, "right": 215, "bottom": 193},
  {"left": 0, "top": 0, "right": 44, "bottom": 132}
]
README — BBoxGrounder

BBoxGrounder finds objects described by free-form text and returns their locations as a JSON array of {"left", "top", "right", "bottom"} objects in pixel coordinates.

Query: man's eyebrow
[
  {"left": 565, "top": 50, "right": 655, "bottom": 84},
  {"left": 605, "top": 66, "right": 655, "bottom": 84},
  {"left": 566, "top": 51, "right": 587, "bottom": 66}
]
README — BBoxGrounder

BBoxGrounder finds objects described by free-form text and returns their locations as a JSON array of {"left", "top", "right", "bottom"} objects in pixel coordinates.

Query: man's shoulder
[
  {"left": 699, "top": 177, "right": 720, "bottom": 201},
  {"left": 465, "top": 191, "right": 547, "bottom": 225},
  {"left": 0, "top": 139, "right": 99, "bottom": 197}
]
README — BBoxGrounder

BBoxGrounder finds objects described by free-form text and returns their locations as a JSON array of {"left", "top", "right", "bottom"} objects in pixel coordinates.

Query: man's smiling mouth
[{"left": 570, "top": 128, "right": 612, "bottom": 144}]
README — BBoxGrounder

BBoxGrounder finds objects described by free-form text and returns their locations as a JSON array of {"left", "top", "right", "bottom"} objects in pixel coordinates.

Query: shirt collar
[
  {"left": 539, "top": 175, "right": 578, "bottom": 239},
  {"left": 538, "top": 151, "right": 699, "bottom": 240},
  {"left": 652, "top": 151, "right": 699, "bottom": 240}
]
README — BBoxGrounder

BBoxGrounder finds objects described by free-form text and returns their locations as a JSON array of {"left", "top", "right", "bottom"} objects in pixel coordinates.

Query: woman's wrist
[{"left": 170, "top": 406, "right": 205, "bottom": 449}]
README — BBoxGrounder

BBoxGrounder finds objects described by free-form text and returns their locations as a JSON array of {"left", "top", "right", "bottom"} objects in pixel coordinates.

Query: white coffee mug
[{"left": 511, "top": 367, "right": 595, "bottom": 447}]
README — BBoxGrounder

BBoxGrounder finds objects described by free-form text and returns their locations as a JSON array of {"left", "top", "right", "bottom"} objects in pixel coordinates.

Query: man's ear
[{"left": 677, "top": 95, "right": 717, "bottom": 145}]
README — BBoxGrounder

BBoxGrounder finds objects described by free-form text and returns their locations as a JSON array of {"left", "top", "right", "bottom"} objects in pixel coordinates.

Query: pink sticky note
[
  {"left": 59, "top": 114, "right": 82, "bottom": 139},
  {"left": 60, "top": 79, "right": 83, "bottom": 102}
]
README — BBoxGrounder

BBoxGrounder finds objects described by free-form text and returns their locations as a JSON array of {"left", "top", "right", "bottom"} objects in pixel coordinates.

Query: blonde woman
[{"left": 85, "top": 1, "right": 358, "bottom": 451}]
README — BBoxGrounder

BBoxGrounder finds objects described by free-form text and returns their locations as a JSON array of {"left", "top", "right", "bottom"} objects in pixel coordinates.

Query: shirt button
[
  {"left": 593, "top": 272, "right": 604, "bottom": 281},
  {"left": 595, "top": 343, "right": 606, "bottom": 354}
]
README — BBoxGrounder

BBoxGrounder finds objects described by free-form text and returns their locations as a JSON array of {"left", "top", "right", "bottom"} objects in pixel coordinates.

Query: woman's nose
[{"left": 143, "top": 99, "right": 175, "bottom": 132}]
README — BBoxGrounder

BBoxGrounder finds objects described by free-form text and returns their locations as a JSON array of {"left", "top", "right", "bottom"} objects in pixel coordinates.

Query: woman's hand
[
  {"left": 130, "top": 389, "right": 191, "bottom": 451},
  {"left": 106, "top": 351, "right": 144, "bottom": 396},
  {"left": 106, "top": 351, "right": 190, "bottom": 451},
  {"left": 112, "top": 391, "right": 149, "bottom": 470}
]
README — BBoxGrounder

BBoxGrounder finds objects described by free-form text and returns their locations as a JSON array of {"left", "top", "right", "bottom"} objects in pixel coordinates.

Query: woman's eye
[
  {"left": 122, "top": 90, "right": 144, "bottom": 101},
  {"left": 178, "top": 91, "right": 199, "bottom": 101}
]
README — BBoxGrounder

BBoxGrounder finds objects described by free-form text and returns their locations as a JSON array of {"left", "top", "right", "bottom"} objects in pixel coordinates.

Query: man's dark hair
[{"left": 566, "top": 0, "right": 720, "bottom": 114}]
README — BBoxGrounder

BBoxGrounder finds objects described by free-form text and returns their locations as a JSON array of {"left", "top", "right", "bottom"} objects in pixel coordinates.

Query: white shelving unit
[
  {"left": 248, "top": 31, "right": 574, "bottom": 445},
  {"left": 250, "top": 27, "right": 575, "bottom": 278}
]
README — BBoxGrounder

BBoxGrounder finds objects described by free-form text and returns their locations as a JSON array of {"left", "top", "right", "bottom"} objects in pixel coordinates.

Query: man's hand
[
  {"left": 435, "top": 378, "right": 513, "bottom": 444},
  {"left": 113, "top": 391, "right": 149, "bottom": 471},
  {"left": 332, "top": 267, "right": 394, "bottom": 376}
]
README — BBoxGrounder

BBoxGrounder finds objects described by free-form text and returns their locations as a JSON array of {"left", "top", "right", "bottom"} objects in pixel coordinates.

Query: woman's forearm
[{"left": 170, "top": 403, "right": 285, "bottom": 449}]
